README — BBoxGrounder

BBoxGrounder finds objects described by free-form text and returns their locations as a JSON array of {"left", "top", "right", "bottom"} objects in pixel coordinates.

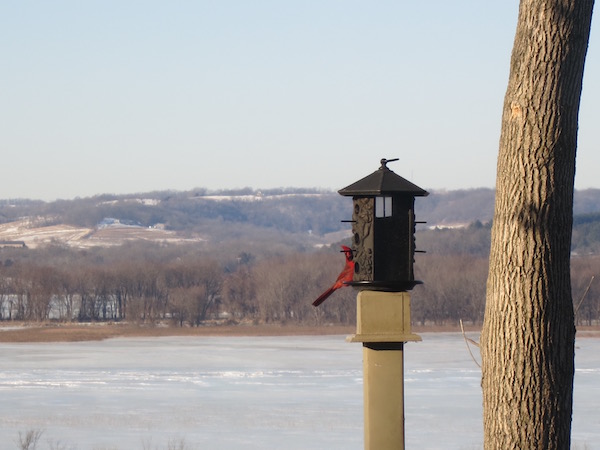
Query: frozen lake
[{"left": 0, "top": 332, "right": 598, "bottom": 449}]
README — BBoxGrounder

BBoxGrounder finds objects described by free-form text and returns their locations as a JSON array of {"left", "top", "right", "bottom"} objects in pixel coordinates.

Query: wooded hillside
[{"left": 1, "top": 187, "right": 600, "bottom": 326}]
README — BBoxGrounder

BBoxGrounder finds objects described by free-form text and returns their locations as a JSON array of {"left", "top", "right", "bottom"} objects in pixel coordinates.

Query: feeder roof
[{"left": 338, "top": 158, "right": 429, "bottom": 197}]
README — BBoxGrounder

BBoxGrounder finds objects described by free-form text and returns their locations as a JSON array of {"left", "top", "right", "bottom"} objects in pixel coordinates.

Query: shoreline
[
  {"left": 0, "top": 321, "right": 598, "bottom": 343},
  {"left": 0, "top": 322, "right": 357, "bottom": 343}
]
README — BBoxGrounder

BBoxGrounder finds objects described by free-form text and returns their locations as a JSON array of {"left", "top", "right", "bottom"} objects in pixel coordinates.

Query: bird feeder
[
  {"left": 340, "top": 158, "right": 428, "bottom": 450},
  {"left": 339, "top": 158, "right": 428, "bottom": 291}
]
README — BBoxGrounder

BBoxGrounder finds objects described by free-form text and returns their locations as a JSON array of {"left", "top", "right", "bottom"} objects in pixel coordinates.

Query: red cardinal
[{"left": 312, "top": 245, "right": 354, "bottom": 307}]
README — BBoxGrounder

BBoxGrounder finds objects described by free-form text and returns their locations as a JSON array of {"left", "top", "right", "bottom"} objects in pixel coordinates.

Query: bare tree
[
  {"left": 571, "top": 257, "right": 598, "bottom": 326},
  {"left": 224, "top": 266, "right": 258, "bottom": 321},
  {"left": 413, "top": 254, "right": 488, "bottom": 326},
  {"left": 55, "top": 268, "right": 79, "bottom": 321},
  {"left": 25, "top": 265, "right": 60, "bottom": 321},
  {"left": 168, "top": 286, "right": 193, "bottom": 326},
  {"left": 16, "top": 429, "right": 43, "bottom": 450},
  {"left": 162, "top": 258, "right": 224, "bottom": 325},
  {"left": 75, "top": 267, "right": 95, "bottom": 322},
  {"left": 253, "top": 252, "right": 356, "bottom": 325},
  {"left": 0, "top": 273, "right": 10, "bottom": 320},
  {"left": 191, "top": 261, "right": 223, "bottom": 325},
  {"left": 481, "top": 1, "right": 594, "bottom": 448}
]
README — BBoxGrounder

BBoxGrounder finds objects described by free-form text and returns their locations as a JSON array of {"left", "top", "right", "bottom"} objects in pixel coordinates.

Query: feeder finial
[{"left": 380, "top": 158, "right": 399, "bottom": 170}]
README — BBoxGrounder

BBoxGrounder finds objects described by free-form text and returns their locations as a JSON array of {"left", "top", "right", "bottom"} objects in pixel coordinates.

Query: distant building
[{"left": 0, "top": 241, "right": 26, "bottom": 248}]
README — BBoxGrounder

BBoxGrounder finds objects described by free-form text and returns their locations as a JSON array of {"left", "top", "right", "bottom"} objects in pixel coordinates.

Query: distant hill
[
  {"left": 0, "top": 189, "right": 349, "bottom": 251},
  {"left": 417, "top": 187, "right": 600, "bottom": 228},
  {"left": 416, "top": 188, "right": 495, "bottom": 227},
  {"left": 1, "top": 187, "right": 600, "bottom": 254}
]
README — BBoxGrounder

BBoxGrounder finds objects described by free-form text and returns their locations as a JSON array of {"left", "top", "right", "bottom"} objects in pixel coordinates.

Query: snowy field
[{"left": 0, "top": 332, "right": 598, "bottom": 449}]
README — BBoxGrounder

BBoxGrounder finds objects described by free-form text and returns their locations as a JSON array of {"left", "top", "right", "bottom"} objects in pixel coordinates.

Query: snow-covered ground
[
  {"left": 0, "top": 333, "right": 598, "bottom": 449},
  {"left": 0, "top": 218, "right": 203, "bottom": 249}
]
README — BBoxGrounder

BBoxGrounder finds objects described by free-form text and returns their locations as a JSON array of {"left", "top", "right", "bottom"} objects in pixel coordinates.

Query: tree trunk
[{"left": 481, "top": 1, "right": 594, "bottom": 449}]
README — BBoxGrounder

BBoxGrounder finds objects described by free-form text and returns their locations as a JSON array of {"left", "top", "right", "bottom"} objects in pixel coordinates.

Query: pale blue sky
[{"left": 1, "top": 1, "right": 598, "bottom": 201}]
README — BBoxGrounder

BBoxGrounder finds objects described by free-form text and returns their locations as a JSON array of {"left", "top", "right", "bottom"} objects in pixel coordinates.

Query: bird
[{"left": 312, "top": 245, "right": 354, "bottom": 307}]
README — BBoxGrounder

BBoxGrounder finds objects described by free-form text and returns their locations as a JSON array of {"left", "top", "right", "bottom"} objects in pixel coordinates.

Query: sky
[{"left": 1, "top": 1, "right": 599, "bottom": 201}]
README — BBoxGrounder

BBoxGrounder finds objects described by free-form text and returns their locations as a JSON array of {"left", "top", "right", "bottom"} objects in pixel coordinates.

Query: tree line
[
  {"left": 0, "top": 242, "right": 356, "bottom": 326},
  {"left": 1, "top": 232, "right": 599, "bottom": 327},
  {"left": 1, "top": 188, "right": 348, "bottom": 237},
  {"left": 415, "top": 222, "right": 600, "bottom": 326}
]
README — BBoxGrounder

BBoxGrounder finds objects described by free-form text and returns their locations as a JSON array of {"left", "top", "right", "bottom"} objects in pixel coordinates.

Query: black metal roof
[{"left": 338, "top": 158, "right": 429, "bottom": 197}]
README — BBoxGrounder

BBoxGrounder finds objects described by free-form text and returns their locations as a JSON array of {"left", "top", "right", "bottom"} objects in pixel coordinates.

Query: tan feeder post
[{"left": 339, "top": 158, "right": 428, "bottom": 450}]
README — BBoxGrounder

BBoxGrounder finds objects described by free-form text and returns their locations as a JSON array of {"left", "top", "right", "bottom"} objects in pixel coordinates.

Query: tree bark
[{"left": 481, "top": 1, "right": 594, "bottom": 449}]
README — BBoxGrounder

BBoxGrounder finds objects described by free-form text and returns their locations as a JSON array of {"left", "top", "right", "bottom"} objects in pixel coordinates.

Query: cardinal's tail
[{"left": 312, "top": 286, "right": 335, "bottom": 307}]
